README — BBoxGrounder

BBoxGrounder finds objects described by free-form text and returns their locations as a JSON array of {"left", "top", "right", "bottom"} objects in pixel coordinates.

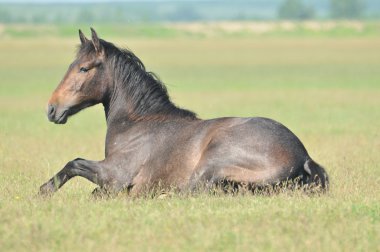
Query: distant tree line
[
  {"left": 330, "top": 0, "right": 365, "bottom": 19},
  {"left": 278, "top": 0, "right": 366, "bottom": 20},
  {"left": 0, "top": 0, "right": 377, "bottom": 24}
]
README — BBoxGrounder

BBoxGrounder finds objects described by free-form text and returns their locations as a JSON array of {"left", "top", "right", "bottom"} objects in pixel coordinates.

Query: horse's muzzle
[{"left": 47, "top": 104, "right": 68, "bottom": 124}]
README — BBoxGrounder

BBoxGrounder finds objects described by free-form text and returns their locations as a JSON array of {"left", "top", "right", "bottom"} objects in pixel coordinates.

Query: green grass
[{"left": 0, "top": 27, "right": 379, "bottom": 251}]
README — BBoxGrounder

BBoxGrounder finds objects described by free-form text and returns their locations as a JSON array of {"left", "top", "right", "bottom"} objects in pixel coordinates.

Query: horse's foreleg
[{"left": 39, "top": 158, "right": 105, "bottom": 195}]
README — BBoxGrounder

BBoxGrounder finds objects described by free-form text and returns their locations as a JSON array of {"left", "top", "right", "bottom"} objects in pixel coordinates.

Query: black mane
[{"left": 78, "top": 40, "right": 197, "bottom": 121}]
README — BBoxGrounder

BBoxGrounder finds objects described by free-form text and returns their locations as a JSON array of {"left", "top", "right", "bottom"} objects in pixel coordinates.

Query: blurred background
[
  {"left": 0, "top": 1, "right": 380, "bottom": 39},
  {"left": 0, "top": 1, "right": 379, "bottom": 251},
  {"left": 1, "top": 0, "right": 380, "bottom": 23}
]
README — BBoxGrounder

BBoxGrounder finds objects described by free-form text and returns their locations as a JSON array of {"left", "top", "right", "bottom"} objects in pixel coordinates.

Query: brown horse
[{"left": 40, "top": 28, "right": 328, "bottom": 196}]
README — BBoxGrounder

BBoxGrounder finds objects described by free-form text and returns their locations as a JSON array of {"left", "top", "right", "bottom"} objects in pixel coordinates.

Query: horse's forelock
[{"left": 76, "top": 41, "right": 97, "bottom": 59}]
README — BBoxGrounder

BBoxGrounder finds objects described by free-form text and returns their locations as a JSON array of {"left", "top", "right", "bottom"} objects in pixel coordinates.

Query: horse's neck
[
  {"left": 103, "top": 78, "right": 171, "bottom": 126},
  {"left": 103, "top": 82, "right": 130, "bottom": 126},
  {"left": 103, "top": 63, "right": 197, "bottom": 128}
]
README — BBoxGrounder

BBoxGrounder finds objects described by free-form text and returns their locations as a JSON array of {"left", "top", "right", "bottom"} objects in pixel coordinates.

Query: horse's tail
[{"left": 302, "top": 159, "right": 329, "bottom": 191}]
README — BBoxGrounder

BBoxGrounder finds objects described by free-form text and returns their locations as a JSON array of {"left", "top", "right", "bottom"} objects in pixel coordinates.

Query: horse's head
[{"left": 47, "top": 28, "right": 108, "bottom": 124}]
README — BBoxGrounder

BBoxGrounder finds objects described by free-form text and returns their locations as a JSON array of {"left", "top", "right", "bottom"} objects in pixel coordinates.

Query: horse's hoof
[
  {"left": 39, "top": 182, "right": 55, "bottom": 196},
  {"left": 92, "top": 187, "right": 110, "bottom": 199}
]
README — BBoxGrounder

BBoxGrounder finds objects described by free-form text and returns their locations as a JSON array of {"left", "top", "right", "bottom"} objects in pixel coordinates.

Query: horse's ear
[
  {"left": 79, "top": 29, "right": 88, "bottom": 45},
  {"left": 90, "top": 27, "right": 103, "bottom": 55}
]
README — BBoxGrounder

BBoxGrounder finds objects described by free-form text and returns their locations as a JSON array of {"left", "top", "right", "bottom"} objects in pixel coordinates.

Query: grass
[{"left": 0, "top": 26, "right": 379, "bottom": 251}]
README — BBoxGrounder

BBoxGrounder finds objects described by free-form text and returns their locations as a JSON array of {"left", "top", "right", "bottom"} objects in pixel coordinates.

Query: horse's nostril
[{"left": 48, "top": 104, "right": 56, "bottom": 118}]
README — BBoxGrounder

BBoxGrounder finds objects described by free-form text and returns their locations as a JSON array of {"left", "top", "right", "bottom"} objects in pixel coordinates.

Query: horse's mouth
[
  {"left": 55, "top": 110, "right": 68, "bottom": 124},
  {"left": 47, "top": 102, "right": 95, "bottom": 125}
]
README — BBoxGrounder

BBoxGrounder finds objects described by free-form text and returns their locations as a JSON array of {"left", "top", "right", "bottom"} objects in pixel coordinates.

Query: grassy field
[{"left": 0, "top": 25, "right": 379, "bottom": 251}]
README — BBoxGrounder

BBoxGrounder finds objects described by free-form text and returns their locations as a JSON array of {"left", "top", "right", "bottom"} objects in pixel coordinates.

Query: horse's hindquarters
[{"left": 190, "top": 117, "right": 311, "bottom": 188}]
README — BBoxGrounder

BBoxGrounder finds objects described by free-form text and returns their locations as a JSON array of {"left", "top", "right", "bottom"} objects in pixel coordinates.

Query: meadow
[{"left": 0, "top": 24, "right": 379, "bottom": 251}]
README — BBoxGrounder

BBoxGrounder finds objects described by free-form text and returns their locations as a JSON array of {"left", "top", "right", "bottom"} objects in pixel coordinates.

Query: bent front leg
[{"left": 39, "top": 158, "right": 105, "bottom": 195}]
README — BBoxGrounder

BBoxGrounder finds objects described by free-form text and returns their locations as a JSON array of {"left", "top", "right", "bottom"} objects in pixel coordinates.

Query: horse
[{"left": 39, "top": 28, "right": 328, "bottom": 196}]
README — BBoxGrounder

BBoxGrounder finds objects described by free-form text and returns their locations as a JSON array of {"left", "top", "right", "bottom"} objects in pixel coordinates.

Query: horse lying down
[{"left": 40, "top": 28, "right": 329, "bottom": 196}]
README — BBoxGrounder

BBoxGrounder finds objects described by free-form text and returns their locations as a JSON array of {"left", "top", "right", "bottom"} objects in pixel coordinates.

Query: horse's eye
[{"left": 79, "top": 67, "right": 89, "bottom": 73}]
